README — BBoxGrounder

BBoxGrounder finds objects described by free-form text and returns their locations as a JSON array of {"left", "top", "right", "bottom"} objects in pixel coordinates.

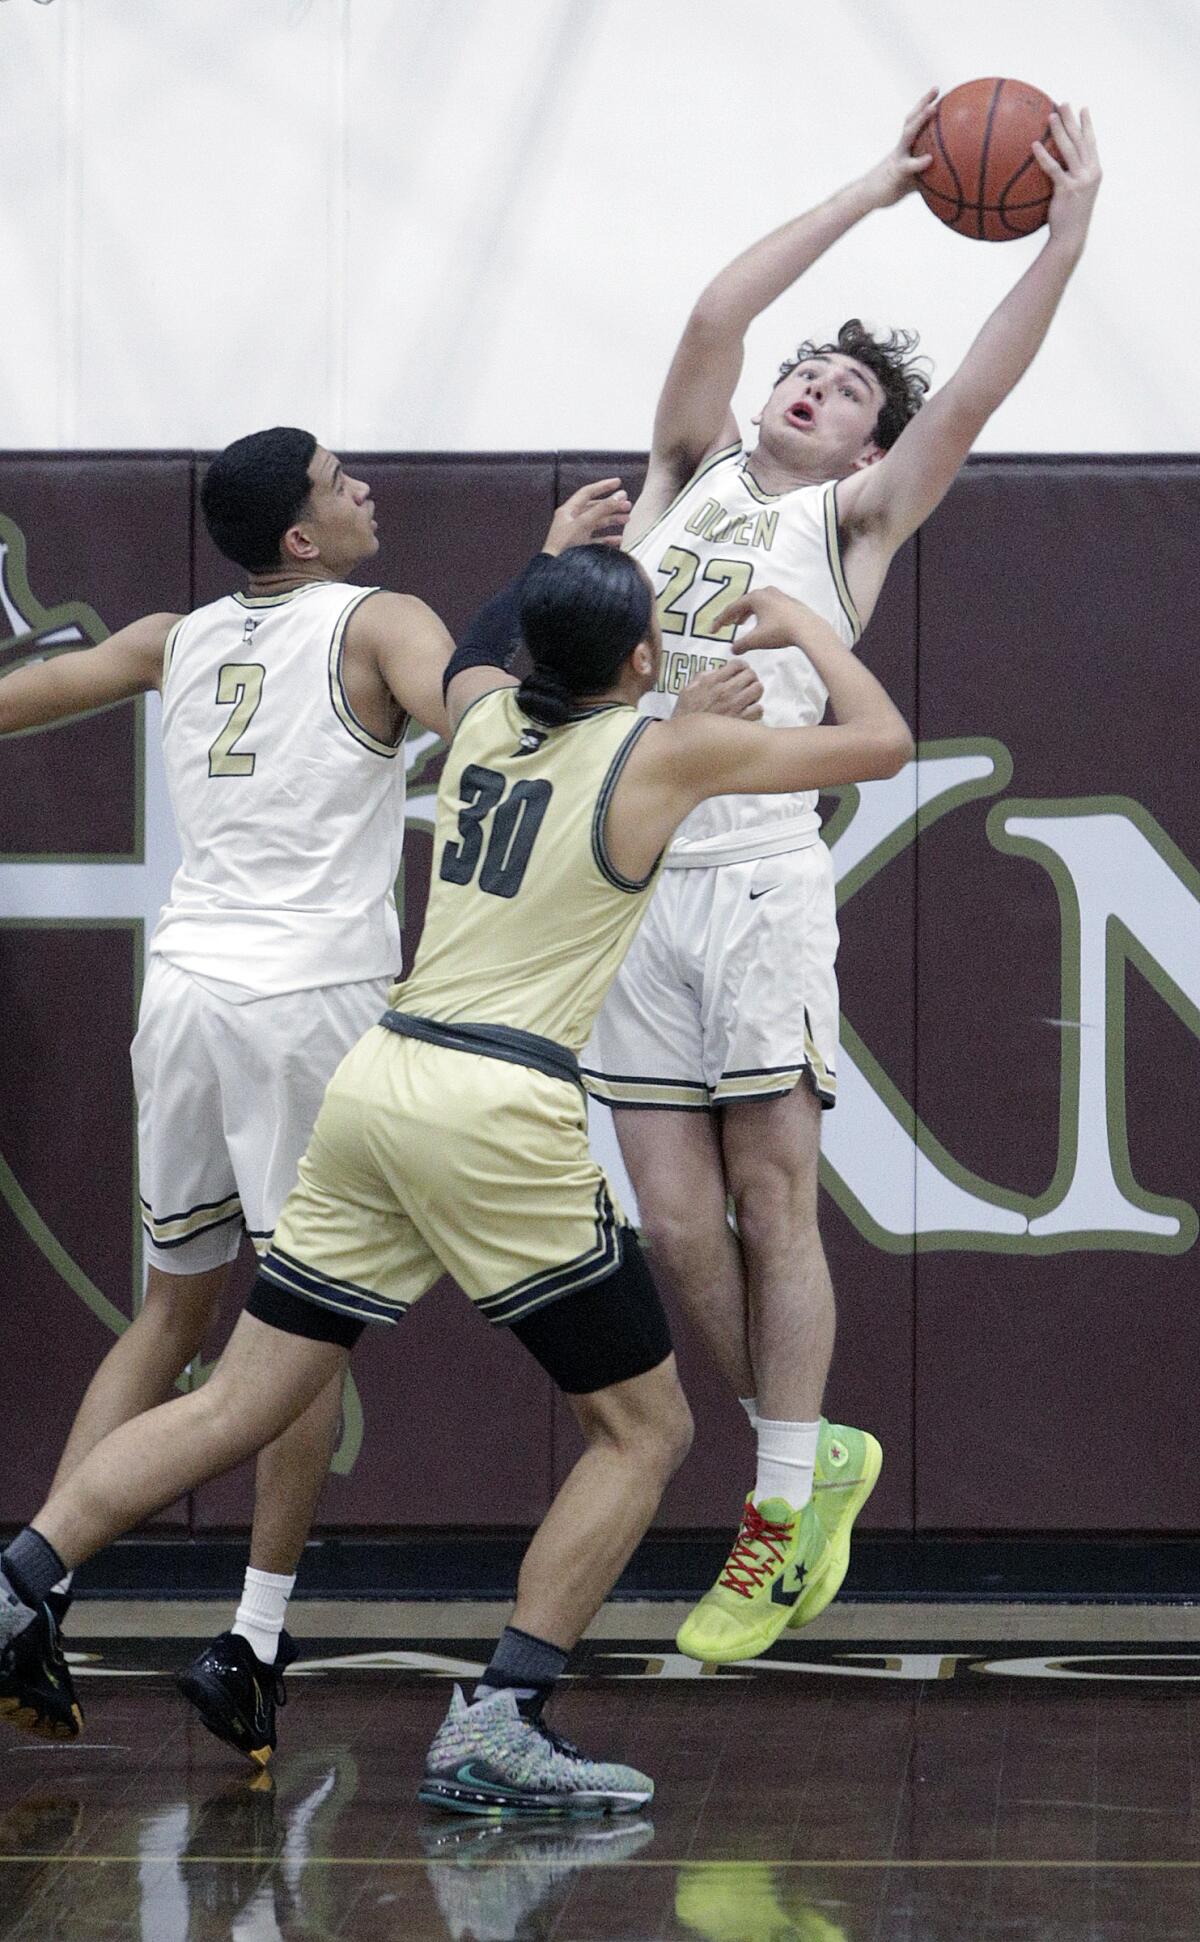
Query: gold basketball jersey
[{"left": 394, "top": 688, "right": 663, "bottom": 1052}]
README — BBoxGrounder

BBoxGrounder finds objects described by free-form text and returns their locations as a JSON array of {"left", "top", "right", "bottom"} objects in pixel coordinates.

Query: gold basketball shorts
[{"left": 261, "top": 1014, "right": 628, "bottom": 1329}]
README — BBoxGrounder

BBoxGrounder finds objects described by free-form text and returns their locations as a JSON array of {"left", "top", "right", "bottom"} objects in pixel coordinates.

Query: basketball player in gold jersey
[
  {"left": 584, "top": 95, "right": 1102, "bottom": 1662},
  {"left": 0, "top": 544, "right": 911, "bottom": 1812}
]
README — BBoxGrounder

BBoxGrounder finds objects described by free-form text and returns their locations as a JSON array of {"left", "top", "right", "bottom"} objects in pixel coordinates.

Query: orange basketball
[{"left": 914, "top": 78, "right": 1062, "bottom": 241}]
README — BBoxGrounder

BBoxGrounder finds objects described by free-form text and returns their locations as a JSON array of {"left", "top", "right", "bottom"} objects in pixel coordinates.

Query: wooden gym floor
[{"left": 0, "top": 1598, "right": 1197, "bottom": 1940}]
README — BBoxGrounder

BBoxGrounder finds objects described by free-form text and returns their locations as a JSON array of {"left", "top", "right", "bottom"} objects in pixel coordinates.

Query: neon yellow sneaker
[
  {"left": 675, "top": 1496, "right": 817, "bottom": 1664},
  {"left": 785, "top": 1418, "right": 882, "bottom": 1630}
]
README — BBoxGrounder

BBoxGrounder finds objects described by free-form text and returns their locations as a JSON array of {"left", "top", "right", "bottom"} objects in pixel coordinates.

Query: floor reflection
[
  {"left": 675, "top": 1861, "right": 850, "bottom": 1942},
  {"left": 0, "top": 1753, "right": 357, "bottom": 1942},
  {"left": 422, "top": 1813, "right": 655, "bottom": 1939}
]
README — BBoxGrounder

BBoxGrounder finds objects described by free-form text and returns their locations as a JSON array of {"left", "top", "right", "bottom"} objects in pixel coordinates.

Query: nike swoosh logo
[
  {"left": 454, "top": 1762, "right": 518, "bottom": 1792},
  {"left": 748, "top": 885, "right": 778, "bottom": 901}
]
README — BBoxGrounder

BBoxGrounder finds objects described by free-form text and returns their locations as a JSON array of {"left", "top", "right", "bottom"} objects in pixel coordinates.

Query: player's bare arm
[
  {"left": 0, "top": 611, "right": 177, "bottom": 734},
  {"left": 443, "top": 480, "right": 633, "bottom": 732},
  {"left": 605, "top": 588, "right": 912, "bottom": 881},
  {"left": 630, "top": 91, "right": 938, "bottom": 543},
  {"left": 346, "top": 592, "right": 456, "bottom": 742},
  {"left": 839, "top": 105, "right": 1102, "bottom": 613}
]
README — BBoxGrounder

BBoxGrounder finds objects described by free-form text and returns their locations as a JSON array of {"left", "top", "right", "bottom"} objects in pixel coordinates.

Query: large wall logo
[
  {"left": 593, "top": 739, "right": 1200, "bottom": 1258},
  {"left": 819, "top": 746, "right": 1200, "bottom": 1256},
  {"left": 0, "top": 516, "right": 104, "bottom": 664},
  {"left": 2, "top": 516, "right": 1198, "bottom": 1298}
]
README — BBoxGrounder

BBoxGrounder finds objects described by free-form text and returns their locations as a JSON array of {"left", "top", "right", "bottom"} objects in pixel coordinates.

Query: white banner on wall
[{"left": 0, "top": 0, "right": 1195, "bottom": 453}]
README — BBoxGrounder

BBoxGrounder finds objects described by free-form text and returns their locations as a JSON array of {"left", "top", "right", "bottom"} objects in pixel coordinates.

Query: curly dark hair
[{"left": 775, "top": 320, "right": 930, "bottom": 451}]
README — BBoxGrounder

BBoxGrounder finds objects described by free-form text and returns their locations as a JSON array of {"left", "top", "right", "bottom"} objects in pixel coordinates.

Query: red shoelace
[{"left": 718, "top": 1500, "right": 795, "bottom": 1598}]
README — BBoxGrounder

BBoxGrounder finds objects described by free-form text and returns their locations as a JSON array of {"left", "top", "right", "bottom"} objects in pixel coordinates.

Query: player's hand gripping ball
[{"left": 913, "top": 78, "right": 1063, "bottom": 240}]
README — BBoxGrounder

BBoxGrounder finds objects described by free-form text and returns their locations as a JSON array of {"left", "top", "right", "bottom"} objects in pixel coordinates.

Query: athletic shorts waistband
[
  {"left": 663, "top": 825, "right": 822, "bottom": 869},
  {"left": 378, "top": 1009, "right": 582, "bottom": 1091}
]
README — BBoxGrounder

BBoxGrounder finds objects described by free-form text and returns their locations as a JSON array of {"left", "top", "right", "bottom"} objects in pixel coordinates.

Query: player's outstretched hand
[
  {"left": 1034, "top": 105, "right": 1101, "bottom": 254},
  {"left": 675, "top": 658, "right": 764, "bottom": 721},
  {"left": 542, "top": 479, "right": 632, "bottom": 556},
  {"left": 716, "top": 585, "right": 847, "bottom": 658},
  {"left": 861, "top": 88, "right": 937, "bottom": 208}
]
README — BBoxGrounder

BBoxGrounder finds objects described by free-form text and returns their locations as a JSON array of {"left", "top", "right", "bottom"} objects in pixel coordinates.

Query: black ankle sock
[
  {"left": 474, "top": 1625, "right": 569, "bottom": 1720},
  {"left": 3, "top": 1530, "right": 68, "bottom": 1611}
]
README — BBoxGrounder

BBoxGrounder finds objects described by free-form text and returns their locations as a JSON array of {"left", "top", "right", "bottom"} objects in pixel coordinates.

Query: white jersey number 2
[{"left": 207, "top": 663, "right": 266, "bottom": 778}]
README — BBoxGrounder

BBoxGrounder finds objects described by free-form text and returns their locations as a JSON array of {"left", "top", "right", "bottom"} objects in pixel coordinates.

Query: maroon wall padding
[
  {"left": 914, "top": 461, "right": 1200, "bottom": 1530},
  {"left": 0, "top": 455, "right": 192, "bottom": 854},
  {"left": 1, "top": 452, "right": 1197, "bottom": 1539},
  {"left": 0, "top": 456, "right": 193, "bottom": 1523},
  {"left": 820, "top": 533, "right": 919, "bottom": 1532}
]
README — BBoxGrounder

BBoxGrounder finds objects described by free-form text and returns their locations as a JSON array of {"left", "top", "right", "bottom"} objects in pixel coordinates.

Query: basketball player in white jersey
[
  {"left": 0, "top": 545, "right": 913, "bottom": 1811},
  {"left": 584, "top": 95, "right": 1102, "bottom": 1661},
  {"left": 0, "top": 429, "right": 631, "bottom": 1759}
]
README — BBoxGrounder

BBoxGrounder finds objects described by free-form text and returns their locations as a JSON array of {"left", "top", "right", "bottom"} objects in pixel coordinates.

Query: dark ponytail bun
[
  {"left": 516, "top": 666, "right": 574, "bottom": 728},
  {"left": 516, "top": 546, "right": 653, "bottom": 727}
]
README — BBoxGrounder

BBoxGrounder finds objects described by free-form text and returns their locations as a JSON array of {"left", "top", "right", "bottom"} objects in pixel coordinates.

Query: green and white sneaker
[
  {"left": 418, "top": 1687, "right": 654, "bottom": 1818},
  {"left": 675, "top": 1496, "right": 817, "bottom": 1664},
  {"left": 675, "top": 1420, "right": 883, "bottom": 1663},
  {"left": 786, "top": 1419, "right": 882, "bottom": 1630}
]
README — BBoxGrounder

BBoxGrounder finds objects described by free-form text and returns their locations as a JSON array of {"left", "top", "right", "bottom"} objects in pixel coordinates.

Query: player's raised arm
[
  {"left": 636, "top": 90, "right": 938, "bottom": 527},
  {"left": 699, "top": 585, "right": 912, "bottom": 790},
  {"left": 441, "top": 480, "right": 633, "bottom": 733},
  {"left": 0, "top": 612, "right": 176, "bottom": 734},
  {"left": 606, "top": 590, "right": 912, "bottom": 881},
  {"left": 841, "top": 104, "right": 1102, "bottom": 561}
]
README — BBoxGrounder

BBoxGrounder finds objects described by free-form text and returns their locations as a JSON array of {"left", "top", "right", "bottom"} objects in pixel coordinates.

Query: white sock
[
  {"left": 739, "top": 1396, "right": 758, "bottom": 1428},
  {"left": 232, "top": 1567, "right": 296, "bottom": 1666},
  {"left": 51, "top": 1572, "right": 74, "bottom": 1598},
  {"left": 754, "top": 1417, "right": 820, "bottom": 1511}
]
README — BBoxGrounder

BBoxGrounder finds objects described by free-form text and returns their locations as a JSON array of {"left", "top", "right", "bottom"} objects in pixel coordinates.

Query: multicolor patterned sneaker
[
  {"left": 786, "top": 1419, "right": 882, "bottom": 1630},
  {"left": 675, "top": 1496, "right": 816, "bottom": 1664},
  {"left": 418, "top": 1686, "right": 654, "bottom": 1818}
]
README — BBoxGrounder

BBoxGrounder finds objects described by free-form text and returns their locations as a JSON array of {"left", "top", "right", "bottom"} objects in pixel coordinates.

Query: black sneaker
[
  {"left": 0, "top": 1604, "right": 83, "bottom": 1741},
  {"left": 45, "top": 1588, "right": 73, "bottom": 1630},
  {"left": 177, "top": 1629, "right": 297, "bottom": 1768}
]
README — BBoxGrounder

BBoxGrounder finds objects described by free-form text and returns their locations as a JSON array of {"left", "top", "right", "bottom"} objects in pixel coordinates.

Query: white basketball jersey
[
  {"left": 632, "top": 443, "right": 861, "bottom": 866},
  {"left": 151, "top": 581, "right": 407, "bottom": 996}
]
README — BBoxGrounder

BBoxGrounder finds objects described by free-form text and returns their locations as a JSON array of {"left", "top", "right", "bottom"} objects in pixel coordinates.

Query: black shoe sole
[{"left": 176, "top": 1669, "right": 273, "bottom": 1768}]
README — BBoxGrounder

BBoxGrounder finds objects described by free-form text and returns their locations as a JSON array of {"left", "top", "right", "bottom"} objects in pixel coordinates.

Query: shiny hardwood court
[{"left": 0, "top": 1605, "right": 1196, "bottom": 1940}]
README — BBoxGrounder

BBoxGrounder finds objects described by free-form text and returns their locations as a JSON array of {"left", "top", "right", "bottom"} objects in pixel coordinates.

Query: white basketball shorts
[
  {"left": 581, "top": 843, "right": 838, "bottom": 1112},
  {"left": 132, "top": 957, "right": 392, "bottom": 1273}
]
